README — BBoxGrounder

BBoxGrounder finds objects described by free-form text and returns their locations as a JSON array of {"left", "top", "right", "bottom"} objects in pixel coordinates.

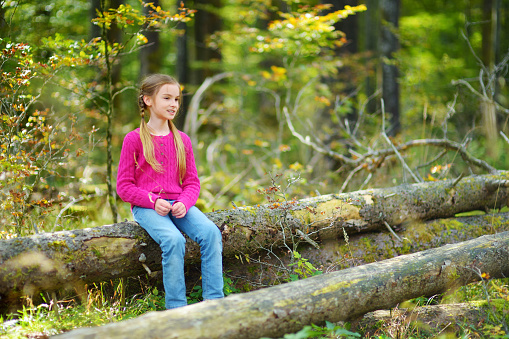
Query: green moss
[
  {"left": 47, "top": 240, "right": 68, "bottom": 251},
  {"left": 311, "top": 278, "right": 361, "bottom": 296},
  {"left": 91, "top": 247, "right": 103, "bottom": 258},
  {"left": 478, "top": 299, "right": 509, "bottom": 323},
  {"left": 455, "top": 210, "right": 486, "bottom": 217}
]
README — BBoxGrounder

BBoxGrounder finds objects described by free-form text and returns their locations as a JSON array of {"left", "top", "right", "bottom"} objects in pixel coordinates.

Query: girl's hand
[
  {"left": 155, "top": 198, "right": 172, "bottom": 216},
  {"left": 171, "top": 201, "right": 187, "bottom": 218}
]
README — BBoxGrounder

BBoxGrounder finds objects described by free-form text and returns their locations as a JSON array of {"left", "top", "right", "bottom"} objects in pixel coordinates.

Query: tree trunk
[
  {"left": 380, "top": 0, "right": 400, "bottom": 136},
  {"left": 193, "top": 0, "right": 222, "bottom": 83},
  {"left": 0, "top": 172, "right": 508, "bottom": 304},
  {"left": 481, "top": 0, "right": 499, "bottom": 155},
  {"left": 363, "top": 0, "right": 380, "bottom": 114},
  {"left": 139, "top": 0, "right": 161, "bottom": 78},
  {"left": 174, "top": 1, "right": 190, "bottom": 130},
  {"left": 53, "top": 231, "right": 509, "bottom": 339}
]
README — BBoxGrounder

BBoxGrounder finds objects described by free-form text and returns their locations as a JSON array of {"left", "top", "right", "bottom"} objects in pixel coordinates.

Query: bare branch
[
  {"left": 184, "top": 72, "right": 234, "bottom": 144},
  {"left": 501, "top": 131, "right": 509, "bottom": 145},
  {"left": 283, "top": 106, "right": 355, "bottom": 165},
  {"left": 381, "top": 100, "right": 423, "bottom": 183}
]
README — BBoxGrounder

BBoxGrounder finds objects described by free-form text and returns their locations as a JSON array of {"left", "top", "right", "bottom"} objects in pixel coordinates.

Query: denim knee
[
  {"left": 160, "top": 231, "right": 186, "bottom": 255},
  {"left": 203, "top": 221, "right": 222, "bottom": 246}
]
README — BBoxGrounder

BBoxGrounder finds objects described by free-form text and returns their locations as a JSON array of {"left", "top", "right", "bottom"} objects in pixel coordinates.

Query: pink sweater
[{"left": 116, "top": 128, "right": 200, "bottom": 211}]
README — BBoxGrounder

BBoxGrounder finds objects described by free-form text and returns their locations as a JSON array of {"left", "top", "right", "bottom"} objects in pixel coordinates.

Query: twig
[
  {"left": 52, "top": 196, "right": 89, "bottom": 232},
  {"left": 211, "top": 163, "right": 255, "bottom": 206},
  {"left": 415, "top": 150, "right": 447, "bottom": 170},
  {"left": 340, "top": 163, "right": 364, "bottom": 193},
  {"left": 450, "top": 173, "right": 465, "bottom": 188},
  {"left": 501, "top": 131, "right": 509, "bottom": 145},
  {"left": 283, "top": 106, "right": 355, "bottom": 165},
  {"left": 296, "top": 229, "right": 320, "bottom": 250},
  {"left": 383, "top": 221, "right": 402, "bottom": 242},
  {"left": 381, "top": 100, "right": 423, "bottom": 183}
]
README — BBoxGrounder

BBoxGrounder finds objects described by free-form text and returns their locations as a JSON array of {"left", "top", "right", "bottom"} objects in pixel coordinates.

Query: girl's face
[{"left": 144, "top": 83, "right": 180, "bottom": 121}]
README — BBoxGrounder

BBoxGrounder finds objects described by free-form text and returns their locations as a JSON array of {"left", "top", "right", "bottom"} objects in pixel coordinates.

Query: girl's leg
[
  {"left": 171, "top": 206, "right": 224, "bottom": 300},
  {"left": 132, "top": 206, "right": 188, "bottom": 309}
]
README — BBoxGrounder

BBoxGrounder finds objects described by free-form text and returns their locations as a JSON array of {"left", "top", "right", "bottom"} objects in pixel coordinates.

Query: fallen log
[
  {"left": 52, "top": 231, "right": 509, "bottom": 339},
  {"left": 1, "top": 171, "right": 508, "bottom": 305},
  {"left": 226, "top": 212, "right": 509, "bottom": 286}
]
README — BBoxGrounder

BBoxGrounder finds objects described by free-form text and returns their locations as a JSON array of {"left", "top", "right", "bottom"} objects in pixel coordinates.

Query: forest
[{"left": 1, "top": 0, "right": 509, "bottom": 338}]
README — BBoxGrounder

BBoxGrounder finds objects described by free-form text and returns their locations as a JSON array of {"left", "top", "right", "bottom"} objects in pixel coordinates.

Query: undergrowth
[{"left": 0, "top": 274, "right": 240, "bottom": 339}]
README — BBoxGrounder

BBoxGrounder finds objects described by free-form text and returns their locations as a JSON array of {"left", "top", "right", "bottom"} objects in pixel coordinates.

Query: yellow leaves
[
  {"left": 93, "top": 1, "right": 196, "bottom": 32},
  {"left": 254, "top": 139, "right": 269, "bottom": 147},
  {"left": 223, "top": 143, "right": 235, "bottom": 153},
  {"left": 425, "top": 174, "right": 437, "bottom": 182},
  {"left": 289, "top": 162, "right": 303, "bottom": 171},
  {"left": 425, "top": 164, "right": 452, "bottom": 181},
  {"left": 279, "top": 144, "right": 291, "bottom": 152},
  {"left": 136, "top": 33, "right": 148, "bottom": 45},
  {"left": 273, "top": 158, "right": 283, "bottom": 169},
  {"left": 431, "top": 164, "right": 451, "bottom": 174},
  {"left": 314, "top": 96, "right": 331, "bottom": 106},
  {"left": 261, "top": 66, "right": 287, "bottom": 82},
  {"left": 254, "top": 3, "right": 366, "bottom": 57}
]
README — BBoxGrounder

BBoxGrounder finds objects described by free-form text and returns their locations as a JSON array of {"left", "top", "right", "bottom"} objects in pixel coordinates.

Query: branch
[
  {"left": 283, "top": 106, "right": 355, "bottom": 165},
  {"left": 501, "top": 131, "right": 509, "bottom": 145},
  {"left": 183, "top": 72, "right": 234, "bottom": 144}
]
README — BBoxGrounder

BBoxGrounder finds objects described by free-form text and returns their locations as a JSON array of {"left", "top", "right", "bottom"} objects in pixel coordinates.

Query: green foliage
[
  {"left": 187, "top": 285, "right": 203, "bottom": 304},
  {"left": 0, "top": 38, "right": 88, "bottom": 235},
  {"left": 262, "top": 321, "right": 361, "bottom": 339},
  {"left": 288, "top": 251, "right": 322, "bottom": 281},
  {"left": 252, "top": 4, "right": 366, "bottom": 57},
  {"left": 187, "top": 274, "right": 242, "bottom": 304}
]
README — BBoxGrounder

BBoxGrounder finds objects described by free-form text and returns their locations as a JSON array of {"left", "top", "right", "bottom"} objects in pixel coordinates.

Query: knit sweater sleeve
[
  {"left": 116, "top": 131, "right": 160, "bottom": 209},
  {"left": 175, "top": 132, "right": 201, "bottom": 211}
]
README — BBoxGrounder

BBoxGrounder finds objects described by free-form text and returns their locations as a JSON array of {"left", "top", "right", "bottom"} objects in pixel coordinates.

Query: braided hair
[{"left": 138, "top": 74, "right": 187, "bottom": 181}]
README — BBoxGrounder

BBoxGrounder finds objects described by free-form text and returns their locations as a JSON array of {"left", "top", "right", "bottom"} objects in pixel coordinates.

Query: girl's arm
[
  {"left": 116, "top": 132, "right": 161, "bottom": 209},
  {"left": 175, "top": 133, "right": 201, "bottom": 212}
]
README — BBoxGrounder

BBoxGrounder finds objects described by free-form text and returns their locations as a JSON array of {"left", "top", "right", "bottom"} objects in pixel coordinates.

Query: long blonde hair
[{"left": 138, "top": 74, "right": 186, "bottom": 181}]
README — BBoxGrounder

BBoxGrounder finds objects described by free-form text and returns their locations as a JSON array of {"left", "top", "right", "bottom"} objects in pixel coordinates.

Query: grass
[
  {"left": 0, "top": 283, "right": 166, "bottom": 339},
  {"left": 0, "top": 273, "right": 244, "bottom": 339}
]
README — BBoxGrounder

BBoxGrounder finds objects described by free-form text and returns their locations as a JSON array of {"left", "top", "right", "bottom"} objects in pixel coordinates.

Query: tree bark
[
  {"left": 0, "top": 171, "right": 508, "bottom": 304},
  {"left": 193, "top": 0, "right": 222, "bottom": 83},
  {"left": 53, "top": 231, "right": 509, "bottom": 339},
  {"left": 380, "top": 0, "right": 400, "bottom": 135},
  {"left": 139, "top": 0, "right": 161, "bottom": 78}
]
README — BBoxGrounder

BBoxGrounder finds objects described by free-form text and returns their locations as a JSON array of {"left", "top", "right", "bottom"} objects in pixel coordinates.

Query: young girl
[{"left": 116, "top": 74, "right": 224, "bottom": 309}]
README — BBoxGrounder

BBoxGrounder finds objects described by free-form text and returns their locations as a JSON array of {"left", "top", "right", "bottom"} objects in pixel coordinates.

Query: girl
[{"left": 116, "top": 74, "right": 224, "bottom": 309}]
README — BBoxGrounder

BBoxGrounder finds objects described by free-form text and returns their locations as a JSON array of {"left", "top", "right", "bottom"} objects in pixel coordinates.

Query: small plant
[
  {"left": 288, "top": 251, "right": 322, "bottom": 281},
  {"left": 187, "top": 274, "right": 242, "bottom": 304},
  {"left": 262, "top": 321, "right": 361, "bottom": 339},
  {"left": 187, "top": 285, "right": 204, "bottom": 305}
]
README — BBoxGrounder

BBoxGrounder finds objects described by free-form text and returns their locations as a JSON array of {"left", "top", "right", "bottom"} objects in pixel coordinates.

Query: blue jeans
[{"left": 133, "top": 203, "right": 224, "bottom": 309}]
